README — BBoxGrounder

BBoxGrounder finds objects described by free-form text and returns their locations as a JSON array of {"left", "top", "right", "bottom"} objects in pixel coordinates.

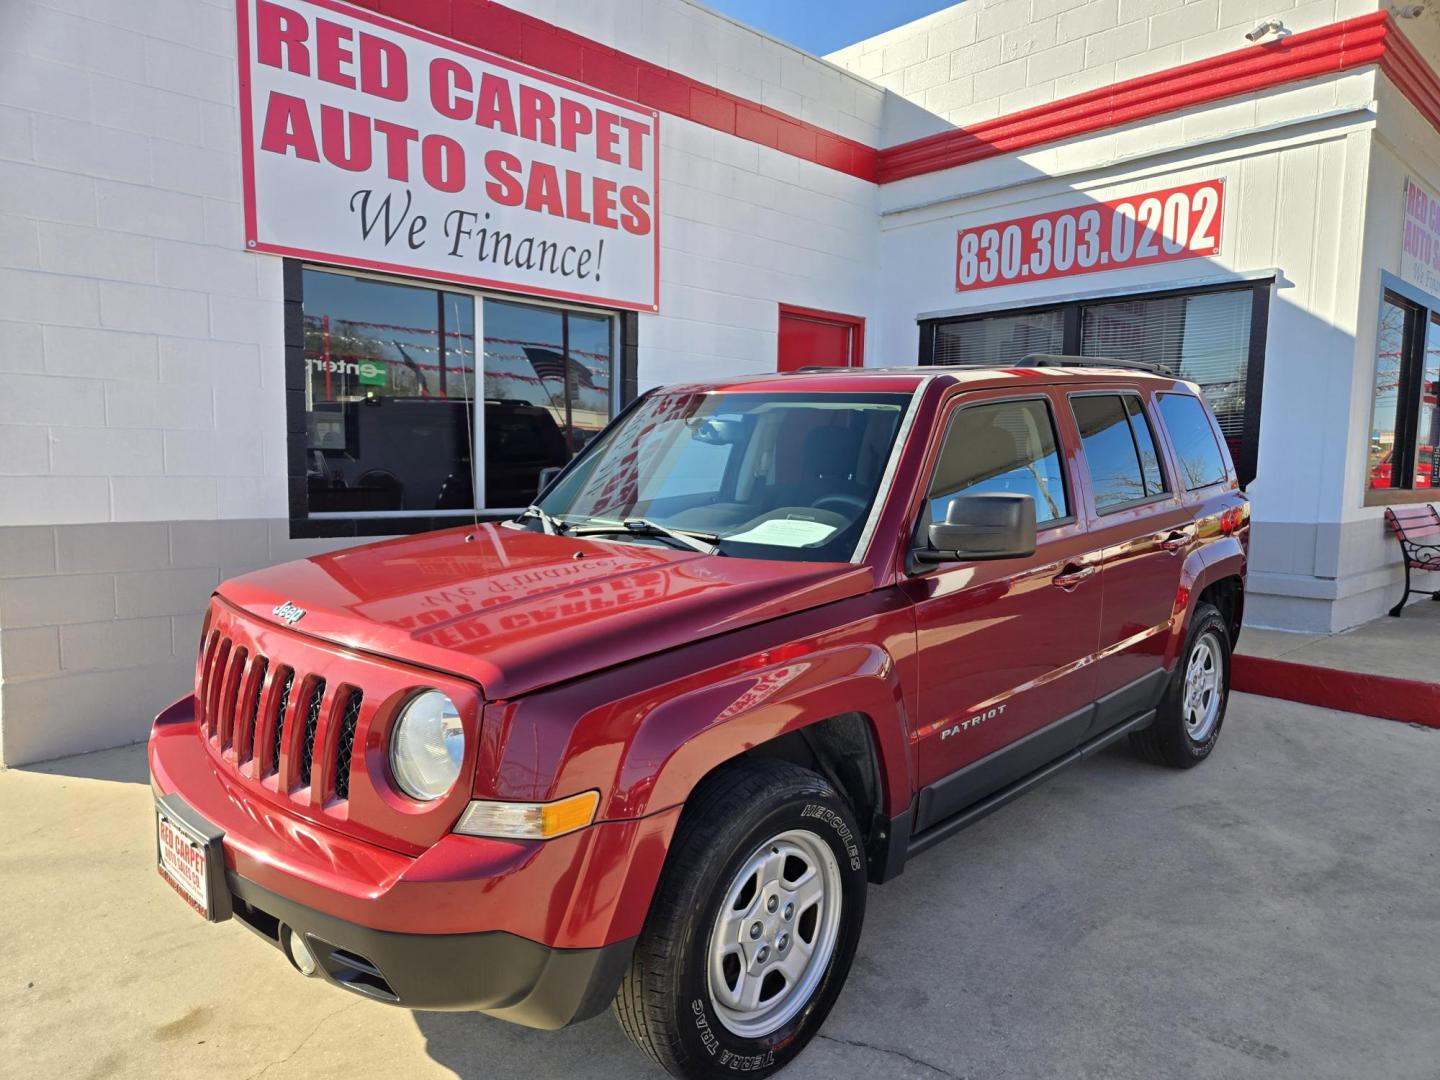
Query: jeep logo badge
[{"left": 272, "top": 601, "right": 306, "bottom": 625}]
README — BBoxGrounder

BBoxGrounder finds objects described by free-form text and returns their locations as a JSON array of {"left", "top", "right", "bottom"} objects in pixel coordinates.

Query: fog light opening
[{"left": 282, "top": 925, "right": 318, "bottom": 977}]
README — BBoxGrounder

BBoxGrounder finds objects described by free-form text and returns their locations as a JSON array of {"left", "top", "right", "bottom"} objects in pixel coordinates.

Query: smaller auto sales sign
[
  {"left": 955, "top": 179, "right": 1224, "bottom": 292},
  {"left": 237, "top": 0, "right": 660, "bottom": 311},
  {"left": 1402, "top": 178, "right": 1440, "bottom": 297}
]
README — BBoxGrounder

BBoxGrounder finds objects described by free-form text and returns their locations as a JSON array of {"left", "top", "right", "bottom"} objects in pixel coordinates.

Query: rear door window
[
  {"left": 927, "top": 398, "right": 1070, "bottom": 527},
  {"left": 1156, "top": 392, "right": 1229, "bottom": 490},
  {"left": 1070, "top": 393, "right": 1168, "bottom": 512},
  {"left": 1124, "top": 396, "right": 1168, "bottom": 496}
]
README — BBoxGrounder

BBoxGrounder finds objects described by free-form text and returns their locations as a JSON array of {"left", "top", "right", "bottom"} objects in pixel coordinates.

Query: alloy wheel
[
  {"left": 705, "top": 828, "right": 843, "bottom": 1039},
  {"left": 1183, "top": 630, "right": 1224, "bottom": 742}
]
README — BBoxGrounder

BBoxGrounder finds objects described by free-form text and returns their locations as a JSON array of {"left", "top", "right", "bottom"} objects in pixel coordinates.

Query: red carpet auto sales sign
[{"left": 237, "top": 0, "right": 660, "bottom": 311}]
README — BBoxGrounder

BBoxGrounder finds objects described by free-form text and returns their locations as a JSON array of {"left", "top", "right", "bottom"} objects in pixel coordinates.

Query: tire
[
  {"left": 613, "top": 759, "right": 867, "bottom": 1080},
  {"left": 1131, "top": 601, "right": 1231, "bottom": 769}
]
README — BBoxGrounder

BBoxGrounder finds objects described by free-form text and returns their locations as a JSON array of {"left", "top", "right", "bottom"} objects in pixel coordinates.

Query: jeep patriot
[{"left": 149, "top": 358, "right": 1248, "bottom": 1078}]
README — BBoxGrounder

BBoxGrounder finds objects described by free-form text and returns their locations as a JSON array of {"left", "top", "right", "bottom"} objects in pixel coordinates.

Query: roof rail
[
  {"left": 931, "top": 353, "right": 1161, "bottom": 374},
  {"left": 787, "top": 365, "right": 849, "bottom": 374},
  {"left": 1020, "top": 353, "right": 1162, "bottom": 373}
]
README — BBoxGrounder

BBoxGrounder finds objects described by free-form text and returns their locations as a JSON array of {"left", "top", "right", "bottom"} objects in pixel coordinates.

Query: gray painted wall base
[{"left": 0, "top": 519, "right": 378, "bottom": 767}]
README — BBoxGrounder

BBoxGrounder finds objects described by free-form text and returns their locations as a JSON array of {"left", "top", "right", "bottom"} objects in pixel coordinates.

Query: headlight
[
  {"left": 454, "top": 791, "right": 600, "bottom": 840},
  {"left": 389, "top": 690, "right": 464, "bottom": 801}
]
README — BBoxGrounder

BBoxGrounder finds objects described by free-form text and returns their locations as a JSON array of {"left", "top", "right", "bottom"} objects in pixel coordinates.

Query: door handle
[
  {"left": 1157, "top": 528, "right": 1194, "bottom": 553},
  {"left": 1051, "top": 563, "right": 1096, "bottom": 590}
]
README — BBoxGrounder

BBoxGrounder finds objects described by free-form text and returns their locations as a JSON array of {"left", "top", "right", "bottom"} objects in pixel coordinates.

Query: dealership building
[{"left": 3, "top": 0, "right": 1440, "bottom": 765}]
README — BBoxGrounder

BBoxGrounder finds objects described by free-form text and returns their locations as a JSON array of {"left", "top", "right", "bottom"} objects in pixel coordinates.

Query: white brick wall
[
  {"left": 827, "top": 0, "right": 1384, "bottom": 145},
  {"left": 0, "top": 0, "right": 284, "bottom": 531},
  {"left": 0, "top": 0, "right": 883, "bottom": 764},
  {"left": 0, "top": 0, "right": 884, "bottom": 534}
]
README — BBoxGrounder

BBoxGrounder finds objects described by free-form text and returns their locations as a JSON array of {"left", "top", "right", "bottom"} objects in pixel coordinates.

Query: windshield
[{"left": 535, "top": 389, "right": 913, "bottom": 562}]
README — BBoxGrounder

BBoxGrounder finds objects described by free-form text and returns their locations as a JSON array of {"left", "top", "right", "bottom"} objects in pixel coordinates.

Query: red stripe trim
[
  {"left": 1378, "top": 20, "right": 1440, "bottom": 133},
  {"left": 1232, "top": 654, "right": 1440, "bottom": 728},
  {"left": 339, "top": 2, "right": 1440, "bottom": 186},
  {"left": 356, "top": 0, "right": 879, "bottom": 181},
  {"left": 878, "top": 11, "right": 1393, "bottom": 183}
]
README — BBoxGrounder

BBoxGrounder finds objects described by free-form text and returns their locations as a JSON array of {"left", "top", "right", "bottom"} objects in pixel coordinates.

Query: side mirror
[
  {"left": 536, "top": 465, "right": 564, "bottom": 496},
  {"left": 913, "top": 493, "right": 1036, "bottom": 566}
]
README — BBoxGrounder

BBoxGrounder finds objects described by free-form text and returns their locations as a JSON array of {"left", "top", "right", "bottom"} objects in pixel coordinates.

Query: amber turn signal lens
[{"left": 453, "top": 790, "right": 601, "bottom": 840}]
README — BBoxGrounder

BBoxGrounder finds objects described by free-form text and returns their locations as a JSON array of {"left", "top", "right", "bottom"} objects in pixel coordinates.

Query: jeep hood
[{"left": 216, "top": 523, "right": 875, "bottom": 700}]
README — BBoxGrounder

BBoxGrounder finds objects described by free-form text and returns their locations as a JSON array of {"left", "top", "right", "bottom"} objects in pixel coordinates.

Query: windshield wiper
[
  {"left": 518, "top": 505, "right": 568, "bottom": 535},
  {"left": 570, "top": 519, "right": 722, "bottom": 555}
]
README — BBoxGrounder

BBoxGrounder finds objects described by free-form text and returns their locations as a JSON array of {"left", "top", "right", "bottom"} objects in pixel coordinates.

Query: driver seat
[{"left": 774, "top": 424, "right": 866, "bottom": 509}]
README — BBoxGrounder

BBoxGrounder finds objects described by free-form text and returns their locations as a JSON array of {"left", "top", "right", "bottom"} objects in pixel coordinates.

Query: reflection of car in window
[
  {"left": 306, "top": 398, "right": 473, "bottom": 514},
  {"left": 1370, "top": 448, "right": 1435, "bottom": 490},
  {"left": 304, "top": 397, "right": 568, "bottom": 513},
  {"left": 484, "top": 399, "right": 569, "bottom": 508}
]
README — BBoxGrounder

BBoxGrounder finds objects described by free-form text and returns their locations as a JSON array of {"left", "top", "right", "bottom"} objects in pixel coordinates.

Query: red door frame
[{"left": 777, "top": 304, "right": 866, "bottom": 371}]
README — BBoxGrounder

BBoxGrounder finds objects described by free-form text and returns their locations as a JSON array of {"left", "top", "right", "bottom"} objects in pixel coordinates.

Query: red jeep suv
[{"left": 149, "top": 358, "right": 1248, "bottom": 1079}]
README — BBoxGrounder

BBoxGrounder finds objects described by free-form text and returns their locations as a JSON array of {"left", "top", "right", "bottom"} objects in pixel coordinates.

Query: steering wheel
[{"left": 812, "top": 493, "right": 867, "bottom": 516}]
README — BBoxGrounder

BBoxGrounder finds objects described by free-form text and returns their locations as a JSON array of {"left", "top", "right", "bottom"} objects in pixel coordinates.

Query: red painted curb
[{"left": 1231, "top": 654, "right": 1440, "bottom": 728}]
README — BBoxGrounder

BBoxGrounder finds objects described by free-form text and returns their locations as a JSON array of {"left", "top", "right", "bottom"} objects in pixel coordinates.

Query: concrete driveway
[{"left": 3, "top": 692, "right": 1438, "bottom": 1080}]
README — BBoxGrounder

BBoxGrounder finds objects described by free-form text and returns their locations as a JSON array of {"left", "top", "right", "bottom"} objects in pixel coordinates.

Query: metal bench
[{"left": 1384, "top": 504, "right": 1440, "bottom": 616}]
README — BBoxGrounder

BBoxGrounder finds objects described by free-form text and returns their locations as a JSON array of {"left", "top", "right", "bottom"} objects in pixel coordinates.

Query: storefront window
[
  {"left": 480, "top": 299, "right": 614, "bottom": 507},
  {"left": 302, "top": 271, "right": 478, "bottom": 516},
  {"left": 920, "top": 281, "right": 1269, "bottom": 487},
  {"left": 932, "top": 309, "right": 1063, "bottom": 365},
  {"left": 1367, "top": 295, "right": 1412, "bottom": 491},
  {"left": 296, "top": 268, "right": 616, "bottom": 529},
  {"left": 1366, "top": 286, "right": 1440, "bottom": 494},
  {"left": 567, "top": 311, "right": 614, "bottom": 452},
  {"left": 1416, "top": 316, "right": 1440, "bottom": 488},
  {"left": 1080, "top": 289, "right": 1252, "bottom": 452}
]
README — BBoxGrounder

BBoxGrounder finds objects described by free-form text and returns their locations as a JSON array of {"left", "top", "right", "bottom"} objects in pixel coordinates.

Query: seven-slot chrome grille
[
  {"left": 198, "top": 628, "right": 357, "bottom": 802},
  {"left": 192, "top": 597, "right": 482, "bottom": 849}
]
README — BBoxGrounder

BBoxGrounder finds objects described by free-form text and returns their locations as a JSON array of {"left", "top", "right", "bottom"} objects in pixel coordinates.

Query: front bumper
[
  {"left": 149, "top": 695, "right": 678, "bottom": 1026},
  {"left": 227, "top": 872, "right": 633, "bottom": 1027}
]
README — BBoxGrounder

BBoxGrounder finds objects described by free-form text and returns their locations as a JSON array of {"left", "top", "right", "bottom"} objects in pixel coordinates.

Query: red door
[
  {"left": 1066, "top": 390, "right": 1193, "bottom": 706},
  {"left": 901, "top": 388, "right": 1104, "bottom": 830},
  {"left": 777, "top": 305, "right": 864, "bottom": 372}
]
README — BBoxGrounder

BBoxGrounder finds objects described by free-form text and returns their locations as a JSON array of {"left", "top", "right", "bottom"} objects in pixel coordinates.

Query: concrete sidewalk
[
  {"left": 1235, "top": 603, "right": 1440, "bottom": 725},
  {"left": 4, "top": 693, "right": 1439, "bottom": 1080},
  {"left": 1240, "top": 600, "right": 1440, "bottom": 683}
]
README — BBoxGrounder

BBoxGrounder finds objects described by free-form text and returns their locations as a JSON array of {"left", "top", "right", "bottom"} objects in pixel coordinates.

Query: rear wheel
[
  {"left": 1132, "top": 601, "right": 1231, "bottom": 768},
  {"left": 613, "top": 760, "right": 867, "bottom": 1080}
]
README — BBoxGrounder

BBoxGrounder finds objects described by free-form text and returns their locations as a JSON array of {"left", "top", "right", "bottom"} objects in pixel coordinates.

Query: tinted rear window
[
  {"left": 1124, "top": 396, "right": 1167, "bottom": 497},
  {"left": 1157, "top": 393, "right": 1228, "bottom": 490},
  {"left": 1071, "top": 394, "right": 1157, "bottom": 512}
]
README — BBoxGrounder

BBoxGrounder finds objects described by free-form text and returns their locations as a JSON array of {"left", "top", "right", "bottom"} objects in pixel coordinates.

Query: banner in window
[
  {"left": 955, "top": 179, "right": 1224, "bottom": 293},
  {"left": 237, "top": 0, "right": 660, "bottom": 312},
  {"left": 1402, "top": 178, "right": 1440, "bottom": 298}
]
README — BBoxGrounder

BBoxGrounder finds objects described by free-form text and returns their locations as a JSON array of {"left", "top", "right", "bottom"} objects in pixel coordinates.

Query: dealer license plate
[{"left": 156, "top": 804, "right": 213, "bottom": 918}]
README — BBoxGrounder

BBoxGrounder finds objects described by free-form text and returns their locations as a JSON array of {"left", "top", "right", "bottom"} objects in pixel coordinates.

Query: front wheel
[
  {"left": 613, "top": 760, "right": 867, "bottom": 1080},
  {"left": 1132, "top": 601, "right": 1231, "bottom": 768}
]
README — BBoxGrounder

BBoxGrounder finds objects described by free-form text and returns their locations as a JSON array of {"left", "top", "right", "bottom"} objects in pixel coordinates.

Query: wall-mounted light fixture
[{"left": 1244, "top": 18, "right": 1289, "bottom": 41}]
